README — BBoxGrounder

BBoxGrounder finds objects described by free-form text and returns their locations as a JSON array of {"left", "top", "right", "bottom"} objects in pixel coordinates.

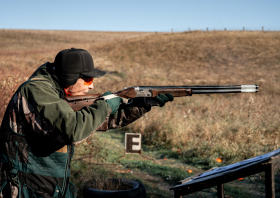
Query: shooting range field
[{"left": 1, "top": 29, "right": 280, "bottom": 197}]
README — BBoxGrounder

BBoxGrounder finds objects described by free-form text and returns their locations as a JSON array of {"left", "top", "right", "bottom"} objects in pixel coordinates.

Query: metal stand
[
  {"left": 217, "top": 184, "right": 224, "bottom": 198},
  {"left": 170, "top": 149, "right": 280, "bottom": 198}
]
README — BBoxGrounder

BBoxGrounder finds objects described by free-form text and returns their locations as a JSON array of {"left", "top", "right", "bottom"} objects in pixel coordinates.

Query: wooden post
[
  {"left": 217, "top": 184, "right": 224, "bottom": 198},
  {"left": 265, "top": 163, "right": 275, "bottom": 198},
  {"left": 207, "top": 27, "right": 208, "bottom": 31},
  {"left": 243, "top": 27, "right": 245, "bottom": 31},
  {"left": 262, "top": 26, "right": 264, "bottom": 31}
]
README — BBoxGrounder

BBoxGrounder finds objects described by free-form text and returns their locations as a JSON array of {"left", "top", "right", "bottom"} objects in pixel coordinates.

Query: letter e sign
[{"left": 125, "top": 133, "right": 141, "bottom": 154}]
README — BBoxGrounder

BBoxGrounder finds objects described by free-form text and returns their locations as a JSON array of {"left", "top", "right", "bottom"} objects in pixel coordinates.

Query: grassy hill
[{"left": 1, "top": 29, "right": 280, "bottom": 197}]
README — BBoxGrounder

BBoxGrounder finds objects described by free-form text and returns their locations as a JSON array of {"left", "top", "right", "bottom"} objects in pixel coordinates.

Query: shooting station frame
[{"left": 170, "top": 149, "right": 280, "bottom": 198}]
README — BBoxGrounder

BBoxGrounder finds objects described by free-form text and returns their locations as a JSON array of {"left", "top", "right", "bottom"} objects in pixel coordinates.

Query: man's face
[{"left": 66, "top": 77, "right": 94, "bottom": 96}]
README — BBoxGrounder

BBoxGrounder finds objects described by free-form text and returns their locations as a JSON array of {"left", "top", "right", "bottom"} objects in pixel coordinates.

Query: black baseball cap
[{"left": 53, "top": 48, "right": 106, "bottom": 86}]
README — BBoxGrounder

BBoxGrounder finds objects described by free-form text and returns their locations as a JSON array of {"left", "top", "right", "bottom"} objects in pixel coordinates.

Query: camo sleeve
[{"left": 97, "top": 98, "right": 151, "bottom": 130}]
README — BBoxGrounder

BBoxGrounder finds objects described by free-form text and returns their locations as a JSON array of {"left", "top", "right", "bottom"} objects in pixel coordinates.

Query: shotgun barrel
[{"left": 131, "top": 85, "right": 258, "bottom": 96}]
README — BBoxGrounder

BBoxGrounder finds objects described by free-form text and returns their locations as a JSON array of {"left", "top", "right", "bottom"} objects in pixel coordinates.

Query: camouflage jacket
[{"left": 0, "top": 62, "right": 151, "bottom": 198}]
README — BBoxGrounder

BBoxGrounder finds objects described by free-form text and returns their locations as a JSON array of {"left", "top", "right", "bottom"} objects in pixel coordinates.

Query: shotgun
[{"left": 65, "top": 85, "right": 259, "bottom": 111}]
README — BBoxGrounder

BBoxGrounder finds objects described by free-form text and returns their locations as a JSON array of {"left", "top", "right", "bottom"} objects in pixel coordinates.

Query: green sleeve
[{"left": 20, "top": 81, "right": 111, "bottom": 144}]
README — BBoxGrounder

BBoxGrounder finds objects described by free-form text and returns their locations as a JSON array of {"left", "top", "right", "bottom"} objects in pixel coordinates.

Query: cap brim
[{"left": 81, "top": 69, "right": 106, "bottom": 78}]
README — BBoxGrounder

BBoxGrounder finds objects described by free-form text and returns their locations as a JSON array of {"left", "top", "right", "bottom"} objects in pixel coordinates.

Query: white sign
[{"left": 125, "top": 133, "right": 141, "bottom": 154}]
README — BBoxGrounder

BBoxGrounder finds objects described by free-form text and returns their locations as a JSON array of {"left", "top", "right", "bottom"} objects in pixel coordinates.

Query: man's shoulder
[
  {"left": 21, "top": 77, "right": 53, "bottom": 90},
  {"left": 20, "top": 62, "right": 60, "bottom": 95},
  {"left": 19, "top": 77, "right": 59, "bottom": 100}
]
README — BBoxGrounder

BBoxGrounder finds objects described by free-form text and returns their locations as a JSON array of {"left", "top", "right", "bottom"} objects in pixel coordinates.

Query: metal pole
[{"left": 217, "top": 184, "right": 224, "bottom": 198}]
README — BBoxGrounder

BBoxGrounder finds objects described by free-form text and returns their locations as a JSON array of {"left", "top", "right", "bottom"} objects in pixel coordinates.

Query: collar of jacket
[{"left": 28, "top": 62, "right": 65, "bottom": 99}]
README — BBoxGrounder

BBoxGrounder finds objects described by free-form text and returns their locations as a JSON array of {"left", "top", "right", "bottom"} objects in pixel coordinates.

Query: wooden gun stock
[
  {"left": 114, "top": 87, "right": 192, "bottom": 98},
  {"left": 64, "top": 94, "right": 101, "bottom": 111}
]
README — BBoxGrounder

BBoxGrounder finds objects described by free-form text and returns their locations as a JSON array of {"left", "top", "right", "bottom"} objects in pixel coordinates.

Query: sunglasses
[{"left": 83, "top": 77, "right": 94, "bottom": 85}]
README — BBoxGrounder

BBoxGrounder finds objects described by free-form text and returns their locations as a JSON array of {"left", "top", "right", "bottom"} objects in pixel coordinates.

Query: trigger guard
[{"left": 126, "top": 99, "right": 134, "bottom": 105}]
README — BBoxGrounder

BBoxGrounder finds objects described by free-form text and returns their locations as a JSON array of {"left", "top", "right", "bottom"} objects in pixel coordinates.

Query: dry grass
[
  {"left": 1, "top": 29, "right": 280, "bottom": 164},
  {"left": 0, "top": 75, "right": 28, "bottom": 119},
  {"left": 84, "top": 178, "right": 133, "bottom": 191},
  {"left": 0, "top": 29, "right": 153, "bottom": 76},
  {"left": 91, "top": 31, "right": 280, "bottom": 163}
]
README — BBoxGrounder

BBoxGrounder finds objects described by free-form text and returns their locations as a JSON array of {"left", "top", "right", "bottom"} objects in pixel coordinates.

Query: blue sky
[{"left": 1, "top": 0, "right": 279, "bottom": 32}]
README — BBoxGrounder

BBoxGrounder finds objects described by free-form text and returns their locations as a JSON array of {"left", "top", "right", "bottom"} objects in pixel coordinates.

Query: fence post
[
  {"left": 207, "top": 27, "right": 208, "bottom": 31},
  {"left": 243, "top": 27, "right": 245, "bottom": 31},
  {"left": 265, "top": 163, "right": 275, "bottom": 198},
  {"left": 262, "top": 26, "right": 264, "bottom": 31}
]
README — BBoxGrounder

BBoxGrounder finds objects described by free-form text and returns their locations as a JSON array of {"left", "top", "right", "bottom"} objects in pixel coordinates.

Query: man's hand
[
  {"left": 155, "top": 93, "right": 174, "bottom": 107},
  {"left": 102, "top": 92, "right": 122, "bottom": 115}
]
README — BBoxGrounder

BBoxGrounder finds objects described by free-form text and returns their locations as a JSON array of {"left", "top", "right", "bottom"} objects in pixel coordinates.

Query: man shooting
[{"left": 0, "top": 48, "right": 173, "bottom": 198}]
